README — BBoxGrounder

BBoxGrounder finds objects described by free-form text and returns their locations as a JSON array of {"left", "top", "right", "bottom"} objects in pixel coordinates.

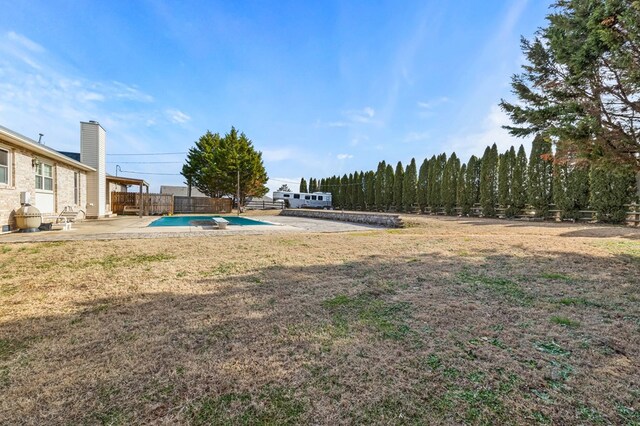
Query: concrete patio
[{"left": 0, "top": 214, "right": 383, "bottom": 243}]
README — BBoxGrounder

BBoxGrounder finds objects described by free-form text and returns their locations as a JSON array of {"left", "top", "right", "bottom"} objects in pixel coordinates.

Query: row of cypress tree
[{"left": 307, "top": 136, "right": 638, "bottom": 223}]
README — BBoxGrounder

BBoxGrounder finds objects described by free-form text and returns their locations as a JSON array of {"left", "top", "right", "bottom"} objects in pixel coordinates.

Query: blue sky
[{"left": 0, "top": 0, "right": 552, "bottom": 193}]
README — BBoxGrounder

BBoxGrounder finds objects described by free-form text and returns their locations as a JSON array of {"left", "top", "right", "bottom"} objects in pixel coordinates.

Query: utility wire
[
  {"left": 106, "top": 152, "right": 187, "bottom": 156},
  {"left": 119, "top": 170, "right": 182, "bottom": 176},
  {"left": 107, "top": 161, "right": 183, "bottom": 164}
]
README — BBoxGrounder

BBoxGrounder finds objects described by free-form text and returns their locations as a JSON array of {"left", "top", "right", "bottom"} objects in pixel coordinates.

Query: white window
[
  {"left": 0, "top": 148, "right": 8, "bottom": 185},
  {"left": 35, "top": 162, "right": 53, "bottom": 191}
]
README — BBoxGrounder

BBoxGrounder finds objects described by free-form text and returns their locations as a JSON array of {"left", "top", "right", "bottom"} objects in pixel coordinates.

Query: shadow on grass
[{"left": 0, "top": 249, "right": 638, "bottom": 425}]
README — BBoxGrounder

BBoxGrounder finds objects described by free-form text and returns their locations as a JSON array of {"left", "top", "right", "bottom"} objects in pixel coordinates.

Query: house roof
[
  {"left": 106, "top": 174, "right": 149, "bottom": 187},
  {"left": 0, "top": 125, "right": 95, "bottom": 172},
  {"left": 160, "top": 185, "right": 207, "bottom": 197}
]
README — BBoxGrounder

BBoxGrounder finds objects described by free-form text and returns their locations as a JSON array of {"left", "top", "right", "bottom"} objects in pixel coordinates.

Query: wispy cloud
[
  {"left": 166, "top": 108, "right": 191, "bottom": 124},
  {"left": 0, "top": 31, "right": 188, "bottom": 154},
  {"left": 337, "top": 153, "right": 353, "bottom": 160},
  {"left": 319, "top": 106, "right": 379, "bottom": 128},
  {"left": 447, "top": 104, "right": 532, "bottom": 161},
  {"left": 262, "top": 148, "right": 295, "bottom": 162},
  {"left": 403, "top": 131, "right": 430, "bottom": 143}
]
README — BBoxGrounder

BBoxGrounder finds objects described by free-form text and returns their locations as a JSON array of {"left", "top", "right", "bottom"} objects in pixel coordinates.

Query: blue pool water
[{"left": 148, "top": 215, "right": 272, "bottom": 227}]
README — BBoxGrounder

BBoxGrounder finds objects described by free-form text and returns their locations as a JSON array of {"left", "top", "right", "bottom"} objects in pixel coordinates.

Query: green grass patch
[
  {"left": 535, "top": 341, "right": 570, "bottom": 356},
  {"left": 0, "top": 338, "right": 30, "bottom": 361},
  {"left": 0, "top": 245, "right": 11, "bottom": 254},
  {"left": 457, "top": 271, "right": 530, "bottom": 304},
  {"left": 322, "top": 294, "right": 415, "bottom": 341},
  {"left": 189, "top": 386, "right": 305, "bottom": 426},
  {"left": 0, "top": 284, "right": 18, "bottom": 297},
  {"left": 550, "top": 316, "right": 580, "bottom": 327}
]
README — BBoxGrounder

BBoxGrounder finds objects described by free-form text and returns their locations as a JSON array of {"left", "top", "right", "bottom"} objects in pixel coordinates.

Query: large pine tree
[{"left": 365, "top": 171, "right": 376, "bottom": 210}]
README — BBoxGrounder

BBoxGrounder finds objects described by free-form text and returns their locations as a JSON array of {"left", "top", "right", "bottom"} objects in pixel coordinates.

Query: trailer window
[
  {"left": 283, "top": 194, "right": 290, "bottom": 198},
  {"left": 318, "top": 196, "right": 323, "bottom": 201},
  {"left": 311, "top": 195, "right": 316, "bottom": 200},
  {"left": 305, "top": 195, "right": 310, "bottom": 200},
  {"left": 293, "top": 194, "right": 300, "bottom": 199}
]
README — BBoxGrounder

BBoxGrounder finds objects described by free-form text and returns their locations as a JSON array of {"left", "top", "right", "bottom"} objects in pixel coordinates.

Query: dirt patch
[{"left": 0, "top": 216, "right": 638, "bottom": 424}]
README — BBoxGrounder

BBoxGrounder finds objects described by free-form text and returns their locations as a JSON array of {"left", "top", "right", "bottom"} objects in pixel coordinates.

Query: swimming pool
[{"left": 148, "top": 215, "right": 272, "bottom": 227}]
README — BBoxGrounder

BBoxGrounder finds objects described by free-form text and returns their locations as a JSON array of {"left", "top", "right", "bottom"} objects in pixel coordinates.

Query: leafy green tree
[
  {"left": 403, "top": 158, "right": 418, "bottom": 212},
  {"left": 457, "top": 163, "right": 468, "bottom": 215},
  {"left": 528, "top": 135, "right": 553, "bottom": 216},
  {"left": 500, "top": 0, "right": 640, "bottom": 167},
  {"left": 480, "top": 144, "right": 499, "bottom": 217},
  {"left": 277, "top": 184, "right": 291, "bottom": 192},
  {"left": 375, "top": 161, "right": 386, "bottom": 210},
  {"left": 442, "top": 153, "right": 460, "bottom": 215},
  {"left": 511, "top": 145, "right": 528, "bottom": 215},
  {"left": 393, "top": 161, "right": 404, "bottom": 211},
  {"left": 590, "top": 163, "right": 636, "bottom": 223},
  {"left": 182, "top": 131, "right": 225, "bottom": 198},
  {"left": 384, "top": 164, "right": 395, "bottom": 210},
  {"left": 417, "top": 158, "right": 429, "bottom": 212},
  {"left": 183, "top": 127, "right": 268, "bottom": 207}
]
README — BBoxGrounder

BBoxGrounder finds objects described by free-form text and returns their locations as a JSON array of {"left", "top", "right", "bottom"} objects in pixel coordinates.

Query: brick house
[{"left": 0, "top": 121, "right": 135, "bottom": 232}]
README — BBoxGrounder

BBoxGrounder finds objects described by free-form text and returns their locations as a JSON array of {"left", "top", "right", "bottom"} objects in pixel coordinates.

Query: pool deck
[{"left": 0, "top": 214, "right": 383, "bottom": 243}]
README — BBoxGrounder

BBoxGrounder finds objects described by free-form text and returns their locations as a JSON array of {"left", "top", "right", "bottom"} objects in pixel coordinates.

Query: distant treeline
[{"left": 302, "top": 136, "right": 639, "bottom": 224}]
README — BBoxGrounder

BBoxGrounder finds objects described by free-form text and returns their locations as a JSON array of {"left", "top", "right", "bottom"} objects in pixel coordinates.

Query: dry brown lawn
[{"left": 0, "top": 216, "right": 639, "bottom": 425}]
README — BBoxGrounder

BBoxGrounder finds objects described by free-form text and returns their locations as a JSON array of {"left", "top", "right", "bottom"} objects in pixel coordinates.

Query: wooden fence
[
  {"left": 111, "top": 192, "right": 174, "bottom": 215},
  {"left": 173, "top": 196, "right": 232, "bottom": 214}
]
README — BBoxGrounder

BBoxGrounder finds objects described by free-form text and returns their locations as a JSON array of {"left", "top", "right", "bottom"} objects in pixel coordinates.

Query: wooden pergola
[{"left": 106, "top": 175, "right": 150, "bottom": 218}]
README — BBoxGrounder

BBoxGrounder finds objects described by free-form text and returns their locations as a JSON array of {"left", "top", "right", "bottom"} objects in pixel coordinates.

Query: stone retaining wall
[{"left": 280, "top": 209, "right": 404, "bottom": 228}]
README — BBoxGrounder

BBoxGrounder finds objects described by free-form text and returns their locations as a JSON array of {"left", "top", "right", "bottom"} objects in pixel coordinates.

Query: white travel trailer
[{"left": 272, "top": 191, "right": 332, "bottom": 209}]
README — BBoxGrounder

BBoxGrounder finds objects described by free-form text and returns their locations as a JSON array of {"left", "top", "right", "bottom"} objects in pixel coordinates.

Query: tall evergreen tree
[
  {"left": 480, "top": 144, "right": 499, "bottom": 217},
  {"left": 528, "top": 135, "right": 553, "bottom": 216},
  {"left": 403, "top": 158, "right": 418, "bottom": 212},
  {"left": 309, "top": 178, "right": 317, "bottom": 193},
  {"left": 426, "top": 156, "right": 438, "bottom": 211},
  {"left": 463, "top": 155, "right": 482, "bottom": 214},
  {"left": 457, "top": 163, "right": 468, "bottom": 215},
  {"left": 417, "top": 158, "right": 429, "bottom": 213},
  {"left": 299, "top": 177, "right": 308, "bottom": 193},
  {"left": 375, "top": 161, "right": 386, "bottom": 211},
  {"left": 356, "top": 171, "right": 366, "bottom": 210},
  {"left": 511, "top": 145, "right": 528, "bottom": 215},
  {"left": 338, "top": 174, "right": 348, "bottom": 209},
  {"left": 498, "top": 152, "right": 509, "bottom": 209},
  {"left": 384, "top": 164, "right": 395, "bottom": 210},
  {"left": 442, "top": 153, "right": 460, "bottom": 215},
  {"left": 553, "top": 156, "right": 590, "bottom": 220},
  {"left": 393, "top": 161, "right": 404, "bottom": 211},
  {"left": 365, "top": 171, "right": 376, "bottom": 210},
  {"left": 590, "top": 163, "right": 636, "bottom": 223}
]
